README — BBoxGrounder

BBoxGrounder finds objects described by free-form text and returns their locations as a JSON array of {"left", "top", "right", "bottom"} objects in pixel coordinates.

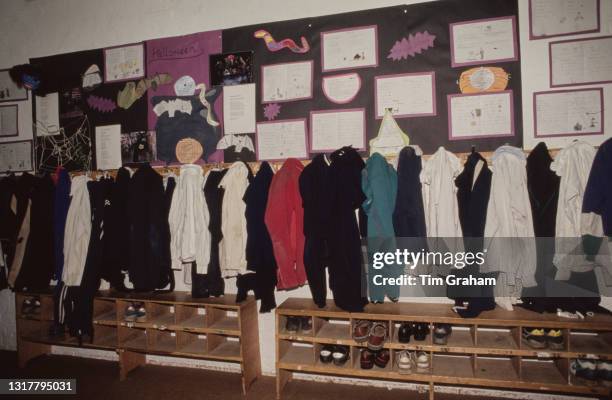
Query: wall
[{"left": 0, "top": 1, "right": 609, "bottom": 399}]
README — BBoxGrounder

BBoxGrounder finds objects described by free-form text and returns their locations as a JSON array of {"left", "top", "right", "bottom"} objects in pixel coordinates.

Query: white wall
[{"left": 0, "top": 1, "right": 608, "bottom": 398}]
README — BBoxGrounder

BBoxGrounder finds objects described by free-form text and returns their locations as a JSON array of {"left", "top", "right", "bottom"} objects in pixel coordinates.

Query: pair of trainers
[
  {"left": 360, "top": 348, "right": 390, "bottom": 369},
  {"left": 571, "top": 359, "right": 612, "bottom": 382},
  {"left": 285, "top": 316, "right": 312, "bottom": 334},
  {"left": 396, "top": 350, "right": 429, "bottom": 374},
  {"left": 522, "top": 328, "right": 563, "bottom": 350},
  {"left": 320, "top": 345, "right": 349, "bottom": 366},
  {"left": 125, "top": 302, "right": 146, "bottom": 322},
  {"left": 353, "top": 320, "right": 388, "bottom": 351},
  {"left": 398, "top": 322, "right": 428, "bottom": 343},
  {"left": 21, "top": 298, "right": 41, "bottom": 316}
]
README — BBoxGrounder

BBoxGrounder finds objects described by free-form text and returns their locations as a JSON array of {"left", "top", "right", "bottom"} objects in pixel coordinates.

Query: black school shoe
[
  {"left": 413, "top": 323, "right": 429, "bottom": 341},
  {"left": 398, "top": 323, "right": 412, "bottom": 343},
  {"left": 571, "top": 359, "right": 598, "bottom": 381},
  {"left": 332, "top": 346, "right": 350, "bottom": 366},
  {"left": 433, "top": 324, "right": 451, "bottom": 345},
  {"left": 320, "top": 345, "right": 335, "bottom": 363},
  {"left": 285, "top": 316, "right": 300, "bottom": 333}
]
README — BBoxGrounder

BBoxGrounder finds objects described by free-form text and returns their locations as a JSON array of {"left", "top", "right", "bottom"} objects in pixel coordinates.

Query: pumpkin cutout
[{"left": 459, "top": 67, "right": 509, "bottom": 93}]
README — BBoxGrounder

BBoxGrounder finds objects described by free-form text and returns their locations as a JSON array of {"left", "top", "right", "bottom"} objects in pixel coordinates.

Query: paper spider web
[{"left": 35, "top": 116, "right": 93, "bottom": 173}]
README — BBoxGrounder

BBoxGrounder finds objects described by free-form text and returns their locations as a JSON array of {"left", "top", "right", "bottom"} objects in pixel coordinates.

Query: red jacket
[{"left": 264, "top": 158, "right": 306, "bottom": 290}]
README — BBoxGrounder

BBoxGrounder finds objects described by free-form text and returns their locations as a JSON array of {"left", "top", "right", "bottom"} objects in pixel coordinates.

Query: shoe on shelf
[
  {"left": 319, "top": 345, "right": 334, "bottom": 364},
  {"left": 360, "top": 348, "right": 375, "bottom": 369},
  {"left": 522, "top": 328, "right": 547, "bottom": 349},
  {"left": 546, "top": 329, "right": 564, "bottom": 350},
  {"left": 124, "top": 305, "right": 137, "bottom": 322},
  {"left": 353, "top": 320, "right": 372, "bottom": 343},
  {"left": 433, "top": 324, "right": 452, "bottom": 345},
  {"left": 135, "top": 305, "right": 147, "bottom": 323},
  {"left": 367, "top": 322, "right": 387, "bottom": 351},
  {"left": 300, "top": 317, "right": 312, "bottom": 334},
  {"left": 21, "top": 299, "right": 33, "bottom": 316},
  {"left": 374, "top": 349, "right": 390, "bottom": 368},
  {"left": 398, "top": 322, "right": 412, "bottom": 343},
  {"left": 571, "top": 358, "right": 598, "bottom": 381},
  {"left": 285, "top": 316, "right": 300, "bottom": 333},
  {"left": 396, "top": 350, "right": 412, "bottom": 374},
  {"left": 597, "top": 360, "right": 612, "bottom": 382},
  {"left": 413, "top": 323, "right": 429, "bottom": 341},
  {"left": 32, "top": 299, "right": 41, "bottom": 314},
  {"left": 332, "top": 346, "right": 350, "bottom": 366},
  {"left": 413, "top": 351, "right": 430, "bottom": 372}
]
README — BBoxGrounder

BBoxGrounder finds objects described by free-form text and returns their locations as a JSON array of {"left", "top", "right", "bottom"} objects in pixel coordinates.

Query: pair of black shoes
[
  {"left": 285, "top": 316, "right": 312, "bottom": 334},
  {"left": 398, "top": 322, "right": 428, "bottom": 343},
  {"left": 320, "top": 345, "right": 349, "bottom": 366}
]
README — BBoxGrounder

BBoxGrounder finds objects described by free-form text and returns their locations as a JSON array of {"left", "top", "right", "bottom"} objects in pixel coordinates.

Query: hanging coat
[
  {"left": 62, "top": 175, "right": 92, "bottom": 287},
  {"left": 265, "top": 158, "right": 306, "bottom": 290}
]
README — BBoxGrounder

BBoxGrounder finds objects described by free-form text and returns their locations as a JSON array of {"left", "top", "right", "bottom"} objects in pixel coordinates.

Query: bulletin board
[{"left": 222, "top": 0, "right": 522, "bottom": 157}]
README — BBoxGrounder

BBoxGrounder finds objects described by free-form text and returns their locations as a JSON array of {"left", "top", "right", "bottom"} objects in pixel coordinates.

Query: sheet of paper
[
  {"left": 551, "top": 36, "right": 612, "bottom": 86},
  {"left": 256, "top": 119, "right": 307, "bottom": 161},
  {"left": 262, "top": 61, "right": 312, "bottom": 103},
  {"left": 449, "top": 91, "right": 513, "bottom": 139},
  {"left": 535, "top": 89, "right": 602, "bottom": 137},
  {"left": 530, "top": 0, "right": 599, "bottom": 38},
  {"left": 35, "top": 93, "right": 60, "bottom": 135},
  {"left": 0, "top": 70, "right": 28, "bottom": 102},
  {"left": 95, "top": 124, "right": 122, "bottom": 170},
  {"left": 322, "top": 26, "right": 378, "bottom": 71},
  {"left": 0, "top": 141, "right": 32, "bottom": 172},
  {"left": 322, "top": 73, "right": 361, "bottom": 104},
  {"left": 375, "top": 72, "right": 436, "bottom": 118},
  {"left": 104, "top": 43, "right": 145, "bottom": 82},
  {"left": 223, "top": 83, "right": 255, "bottom": 134},
  {"left": 0, "top": 105, "right": 18, "bottom": 137},
  {"left": 450, "top": 17, "right": 517, "bottom": 67},
  {"left": 310, "top": 109, "right": 365, "bottom": 151}
]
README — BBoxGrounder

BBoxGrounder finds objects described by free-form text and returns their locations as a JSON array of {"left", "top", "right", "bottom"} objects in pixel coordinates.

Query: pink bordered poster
[
  {"left": 529, "top": 0, "right": 600, "bottom": 40},
  {"left": 374, "top": 71, "right": 436, "bottom": 119},
  {"left": 449, "top": 16, "right": 518, "bottom": 67},
  {"left": 534, "top": 88, "right": 604, "bottom": 138},
  {"left": 261, "top": 60, "right": 313, "bottom": 103},
  {"left": 310, "top": 108, "right": 366, "bottom": 152},
  {"left": 322, "top": 73, "right": 361, "bottom": 104},
  {"left": 255, "top": 118, "right": 308, "bottom": 161},
  {"left": 321, "top": 25, "right": 378, "bottom": 72},
  {"left": 104, "top": 43, "right": 145, "bottom": 83},
  {"left": 447, "top": 90, "right": 514, "bottom": 140},
  {"left": 549, "top": 36, "right": 612, "bottom": 88}
]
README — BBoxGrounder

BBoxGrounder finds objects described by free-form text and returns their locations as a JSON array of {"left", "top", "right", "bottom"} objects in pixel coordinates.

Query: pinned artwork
[
  {"left": 117, "top": 73, "right": 173, "bottom": 109},
  {"left": 174, "top": 75, "right": 196, "bottom": 96},
  {"left": 121, "top": 131, "right": 157, "bottom": 164},
  {"left": 36, "top": 115, "right": 93, "bottom": 173},
  {"left": 369, "top": 109, "right": 410, "bottom": 156},
  {"left": 254, "top": 30, "right": 310, "bottom": 53},
  {"left": 175, "top": 137, "right": 203, "bottom": 164},
  {"left": 459, "top": 67, "right": 509, "bottom": 93},
  {"left": 210, "top": 52, "right": 254, "bottom": 86},
  {"left": 82, "top": 64, "right": 102, "bottom": 90},
  {"left": 263, "top": 103, "right": 281, "bottom": 121},
  {"left": 86, "top": 95, "right": 117, "bottom": 113},
  {"left": 387, "top": 31, "right": 436, "bottom": 61},
  {"left": 0, "top": 69, "right": 28, "bottom": 102},
  {"left": 322, "top": 73, "right": 361, "bottom": 104},
  {"left": 104, "top": 43, "right": 145, "bottom": 83}
]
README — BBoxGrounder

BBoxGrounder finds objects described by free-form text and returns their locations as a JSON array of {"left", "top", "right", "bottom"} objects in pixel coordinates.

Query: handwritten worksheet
[
  {"left": 321, "top": 26, "right": 378, "bottom": 72},
  {"left": 261, "top": 61, "right": 313, "bottom": 103},
  {"left": 375, "top": 72, "right": 436, "bottom": 118},
  {"left": 0, "top": 141, "right": 33, "bottom": 172},
  {"left": 450, "top": 16, "right": 518, "bottom": 67},
  {"left": 0, "top": 105, "right": 18, "bottom": 137},
  {"left": 530, "top": 0, "right": 599, "bottom": 39},
  {"left": 223, "top": 83, "right": 256, "bottom": 134},
  {"left": 310, "top": 109, "right": 365, "bottom": 151},
  {"left": 104, "top": 43, "right": 145, "bottom": 82},
  {"left": 550, "top": 36, "right": 612, "bottom": 87},
  {"left": 322, "top": 73, "right": 361, "bottom": 104},
  {"left": 95, "top": 124, "right": 122, "bottom": 170},
  {"left": 256, "top": 119, "right": 308, "bottom": 161},
  {"left": 448, "top": 91, "right": 514, "bottom": 140},
  {"left": 534, "top": 88, "right": 603, "bottom": 137}
]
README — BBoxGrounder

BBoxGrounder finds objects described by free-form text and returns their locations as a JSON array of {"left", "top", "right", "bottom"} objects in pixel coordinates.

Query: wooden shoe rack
[
  {"left": 15, "top": 290, "right": 261, "bottom": 395},
  {"left": 276, "top": 298, "right": 612, "bottom": 399}
]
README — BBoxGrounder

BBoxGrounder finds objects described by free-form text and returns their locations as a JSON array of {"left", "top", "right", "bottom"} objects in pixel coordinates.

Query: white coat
[
  {"left": 62, "top": 175, "right": 91, "bottom": 287},
  {"left": 218, "top": 162, "right": 250, "bottom": 277},
  {"left": 168, "top": 164, "right": 211, "bottom": 274}
]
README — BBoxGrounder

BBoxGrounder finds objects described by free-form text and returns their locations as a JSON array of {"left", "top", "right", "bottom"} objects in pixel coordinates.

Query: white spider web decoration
[{"left": 35, "top": 116, "right": 92, "bottom": 173}]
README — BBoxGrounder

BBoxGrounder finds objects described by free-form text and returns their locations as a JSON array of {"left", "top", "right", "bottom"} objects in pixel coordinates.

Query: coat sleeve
[
  {"left": 168, "top": 178, "right": 183, "bottom": 270},
  {"left": 265, "top": 175, "right": 295, "bottom": 289}
]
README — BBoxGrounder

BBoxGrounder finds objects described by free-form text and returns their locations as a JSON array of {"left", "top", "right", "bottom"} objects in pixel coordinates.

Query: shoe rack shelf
[
  {"left": 276, "top": 298, "right": 612, "bottom": 399},
  {"left": 15, "top": 290, "right": 261, "bottom": 395}
]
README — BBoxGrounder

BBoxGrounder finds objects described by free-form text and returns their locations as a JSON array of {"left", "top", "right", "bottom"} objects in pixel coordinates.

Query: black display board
[{"left": 222, "top": 0, "right": 522, "bottom": 156}]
